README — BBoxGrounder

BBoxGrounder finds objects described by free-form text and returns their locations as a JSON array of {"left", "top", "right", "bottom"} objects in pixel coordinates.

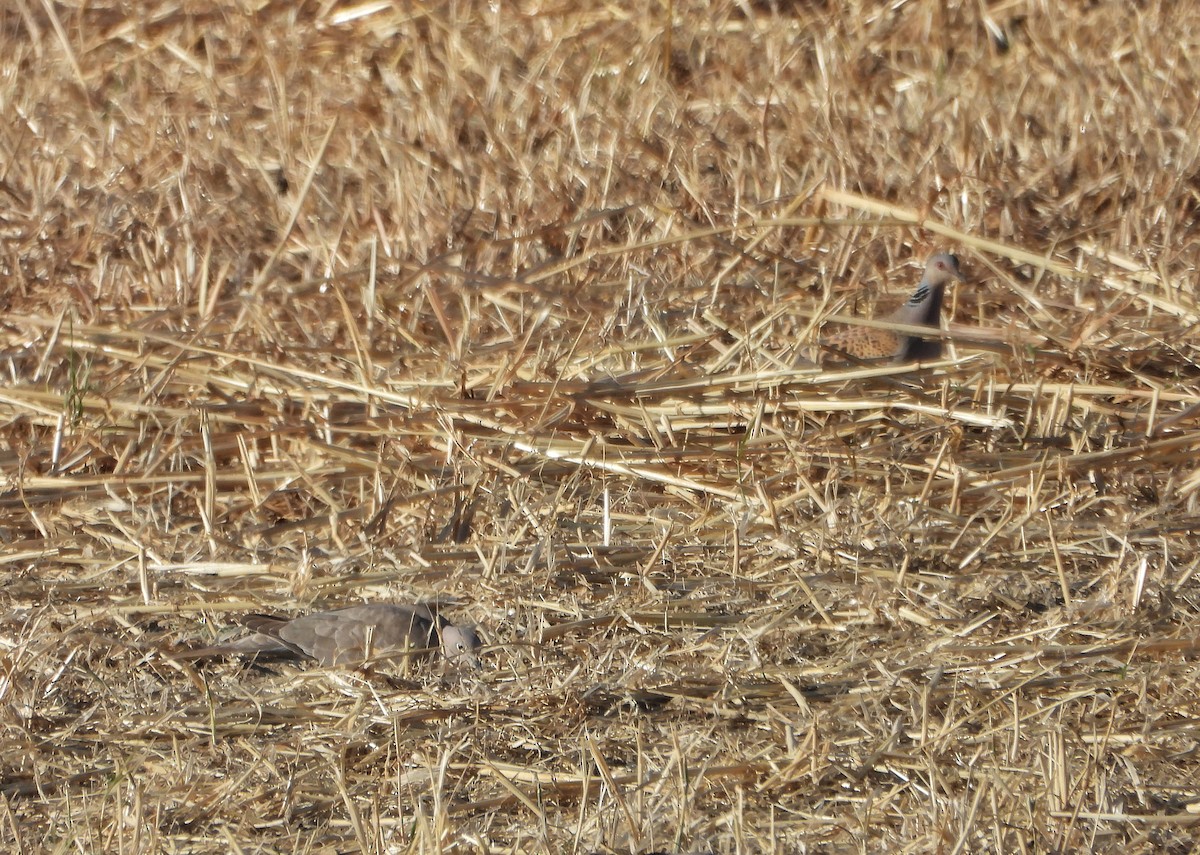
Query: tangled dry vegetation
[{"left": 3, "top": 1, "right": 1200, "bottom": 852}]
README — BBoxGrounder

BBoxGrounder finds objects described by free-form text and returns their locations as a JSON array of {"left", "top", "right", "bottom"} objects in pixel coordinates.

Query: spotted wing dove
[{"left": 822, "top": 253, "right": 965, "bottom": 364}]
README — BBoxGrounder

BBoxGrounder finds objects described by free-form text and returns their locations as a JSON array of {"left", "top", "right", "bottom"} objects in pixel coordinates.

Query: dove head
[
  {"left": 925, "top": 253, "right": 965, "bottom": 286},
  {"left": 439, "top": 623, "right": 482, "bottom": 669}
]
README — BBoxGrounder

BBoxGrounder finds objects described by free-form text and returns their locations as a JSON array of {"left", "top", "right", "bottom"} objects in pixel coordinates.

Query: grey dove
[
  {"left": 821, "top": 253, "right": 965, "bottom": 364},
  {"left": 174, "top": 603, "right": 481, "bottom": 669}
]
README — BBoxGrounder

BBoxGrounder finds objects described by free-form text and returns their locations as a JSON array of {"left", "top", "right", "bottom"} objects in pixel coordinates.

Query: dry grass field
[{"left": 3, "top": 1, "right": 1200, "bottom": 852}]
